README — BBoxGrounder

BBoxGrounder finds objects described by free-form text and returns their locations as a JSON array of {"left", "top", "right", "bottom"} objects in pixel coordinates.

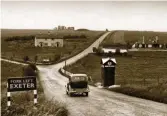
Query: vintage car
[{"left": 65, "top": 74, "right": 90, "bottom": 97}]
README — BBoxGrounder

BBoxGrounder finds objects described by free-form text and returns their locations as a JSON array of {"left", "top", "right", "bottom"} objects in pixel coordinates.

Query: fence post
[
  {"left": 7, "top": 92, "right": 11, "bottom": 107},
  {"left": 7, "top": 83, "right": 11, "bottom": 107},
  {"left": 33, "top": 90, "right": 37, "bottom": 104}
]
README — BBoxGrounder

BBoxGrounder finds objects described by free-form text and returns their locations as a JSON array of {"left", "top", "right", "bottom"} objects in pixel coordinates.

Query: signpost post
[{"left": 7, "top": 77, "right": 37, "bottom": 106}]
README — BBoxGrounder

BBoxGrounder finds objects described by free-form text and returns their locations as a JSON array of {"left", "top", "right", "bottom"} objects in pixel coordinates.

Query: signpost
[{"left": 7, "top": 77, "right": 37, "bottom": 106}]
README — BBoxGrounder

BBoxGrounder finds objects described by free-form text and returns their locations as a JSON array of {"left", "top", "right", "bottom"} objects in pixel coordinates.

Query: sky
[{"left": 1, "top": 1, "right": 167, "bottom": 31}]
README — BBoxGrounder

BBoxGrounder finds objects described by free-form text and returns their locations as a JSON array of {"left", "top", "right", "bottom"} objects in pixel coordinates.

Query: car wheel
[
  {"left": 69, "top": 93, "right": 73, "bottom": 97},
  {"left": 85, "top": 92, "right": 88, "bottom": 97}
]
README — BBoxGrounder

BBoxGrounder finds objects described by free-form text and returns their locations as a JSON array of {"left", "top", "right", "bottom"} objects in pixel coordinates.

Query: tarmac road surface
[{"left": 37, "top": 32, "right": 167, "bottom": 116}]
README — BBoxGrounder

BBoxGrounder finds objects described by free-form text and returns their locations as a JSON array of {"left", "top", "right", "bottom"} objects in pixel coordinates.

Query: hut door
[{"left": 104, "top": 67, "right": 115, "bottom": 86}]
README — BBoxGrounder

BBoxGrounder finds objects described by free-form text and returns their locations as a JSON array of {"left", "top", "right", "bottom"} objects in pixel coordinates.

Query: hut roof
[{"left": 101, "top": 58, "right": 116, "bottom": 65}]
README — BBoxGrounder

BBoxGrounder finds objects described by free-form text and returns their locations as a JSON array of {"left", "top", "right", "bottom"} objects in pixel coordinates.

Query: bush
[
  {"left": 96, "top": 47, "right": 104, "bottom": 55},
  {"left": 54, "top": 55, "right": 61, "bottom": 62},
  {"left": 5, "top": 35, "right": 34, "bottom": 41},
  {"left": 92, "top": 47, "right": 97, "bottom": 52},
  {"left": 115, "top": 48, "right": 120, "bottom": 54},
  {"left": 34, "top": 55, "right": 38, "bottom": 63},
  {"left": 76, "top": 28, "right": 90, "bottom": 31},
  {"left": 23, "top": 63, "right": 38, "bottom": 77}
]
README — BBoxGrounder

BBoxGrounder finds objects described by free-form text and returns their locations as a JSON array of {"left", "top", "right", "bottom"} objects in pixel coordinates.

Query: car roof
[{"left": 70, "top": 73, "right": 87, "bottom": 77}]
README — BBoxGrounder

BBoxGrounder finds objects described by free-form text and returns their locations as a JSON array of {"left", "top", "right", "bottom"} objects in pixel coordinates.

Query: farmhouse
[
  {"left": 132, "top": 36, "right": 167, "bottom": 49},
  {"left": 102, "top": 48, "right": 128, "bottom": 54},
  {"left": 35, "top": 34, "right": 63, "bottom": 47},
  {"left": 102, "top": 44, "right": 128, "bottom": 54}
]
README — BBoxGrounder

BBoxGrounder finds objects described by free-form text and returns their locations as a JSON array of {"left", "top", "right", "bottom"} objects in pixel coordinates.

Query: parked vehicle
[
  {"left": 65, "top": 74, "right": 90, "bottom": 97},
  {"left": 42, "top": 58, "right": 51, "bottom": 64}
]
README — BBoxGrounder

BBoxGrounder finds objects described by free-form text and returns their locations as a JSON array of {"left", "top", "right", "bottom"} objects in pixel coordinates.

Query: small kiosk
[{"left": 101, "top": 58, "right": 117, "bottom": 87}]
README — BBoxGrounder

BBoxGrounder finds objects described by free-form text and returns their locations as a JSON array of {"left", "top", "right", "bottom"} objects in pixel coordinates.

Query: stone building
[{"left": 35, "top": 34, "right": 63, "bottom": 47}]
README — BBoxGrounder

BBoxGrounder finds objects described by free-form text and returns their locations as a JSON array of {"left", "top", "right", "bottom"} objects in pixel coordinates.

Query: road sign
[
  {"left": 7, "top": 77, "right": 36, "bottom": 92},
  {"left": 7, "top": 77, "right": 37, "bottom": 106}
]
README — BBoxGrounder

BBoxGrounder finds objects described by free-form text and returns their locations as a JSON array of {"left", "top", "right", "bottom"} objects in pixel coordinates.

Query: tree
[
  {"left": 127, "top": 42, "right": 132, "bottom": 49},
  {"left": 97, "top": 47, "right": 104, "bottom": 55},
  {"left": 54, "top": 54, "right": 61, "bottom": 62},
  {"left": 23, "top": 63, "right": 38, "bottom": 77},
  {"left": 92, "top": 47, "right": 97, "bottom": 53},
  {"left": 115, "top": 48, "right": 120, "bottom": 55},
  {"left": 34, "top": 55, "right": 38, "bottom": 63},
  {"left": 23, "top": 56, "right": 29, "bottom": 62}
]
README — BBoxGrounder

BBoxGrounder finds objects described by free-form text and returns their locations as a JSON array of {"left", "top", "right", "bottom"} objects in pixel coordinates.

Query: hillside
[
  {"left": 1, "top": 29, "right": 104, "bottom": 63},
  {"left": 101, "top": 30, "right": 167, "bottom": 47}
]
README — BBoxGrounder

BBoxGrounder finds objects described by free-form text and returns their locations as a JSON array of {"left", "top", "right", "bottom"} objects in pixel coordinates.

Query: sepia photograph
[{"left": 1, "top": 1, "right": 167, "bottom": 116}]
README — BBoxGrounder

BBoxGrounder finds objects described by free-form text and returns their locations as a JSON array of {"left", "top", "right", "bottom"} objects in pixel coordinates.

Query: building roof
[{"left": 35, "top": 34, "right": 64, "bottom": 39}]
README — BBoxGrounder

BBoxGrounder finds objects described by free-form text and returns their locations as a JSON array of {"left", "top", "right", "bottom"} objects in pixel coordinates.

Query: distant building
[
  {"left": 58, "top": 26, "right": 66, "bottom": 30},
  {"left": 132, "top": 35, "right": 167, "bottom": 49},
  {"left": 54, "top": 27, "right": 58, "bottom": 30},
  {"left": 35, "top": 34, "right": 63, "bottom": 47},
  {"left": 101, "top": 44, "right": 128, "bottom": 54},
  {"left": 67, "top": 27, "right": 75, "bottom": 30},
  {"left": 56, "top": 25, "right": 74, "bottom": 30},
  {"left": 102, "top": 48, "right": 128, "bottom": 54}
]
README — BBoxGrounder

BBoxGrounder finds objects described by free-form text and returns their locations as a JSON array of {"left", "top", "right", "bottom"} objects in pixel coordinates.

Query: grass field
[
  {"left": 1, "top": 61, "right": 68, "bottom": 116},
  {"left": 101, "top": 30, "right": 167, "bottom": 47},
  {"left": 1, "top": 29, "right": 104, "bottom": 63},
  {"left": 66, "top": 52, "right": 167, "bottom": 103}
]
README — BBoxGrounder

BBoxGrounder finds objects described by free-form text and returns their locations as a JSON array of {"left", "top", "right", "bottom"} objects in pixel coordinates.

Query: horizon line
[{"left": 1, "top": 28, "right": 167, "bottom": 33}]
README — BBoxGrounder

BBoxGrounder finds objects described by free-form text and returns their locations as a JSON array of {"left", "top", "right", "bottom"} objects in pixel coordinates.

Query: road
[{"left": 1, "top": 32, "right": 167, "bottom": 116}]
